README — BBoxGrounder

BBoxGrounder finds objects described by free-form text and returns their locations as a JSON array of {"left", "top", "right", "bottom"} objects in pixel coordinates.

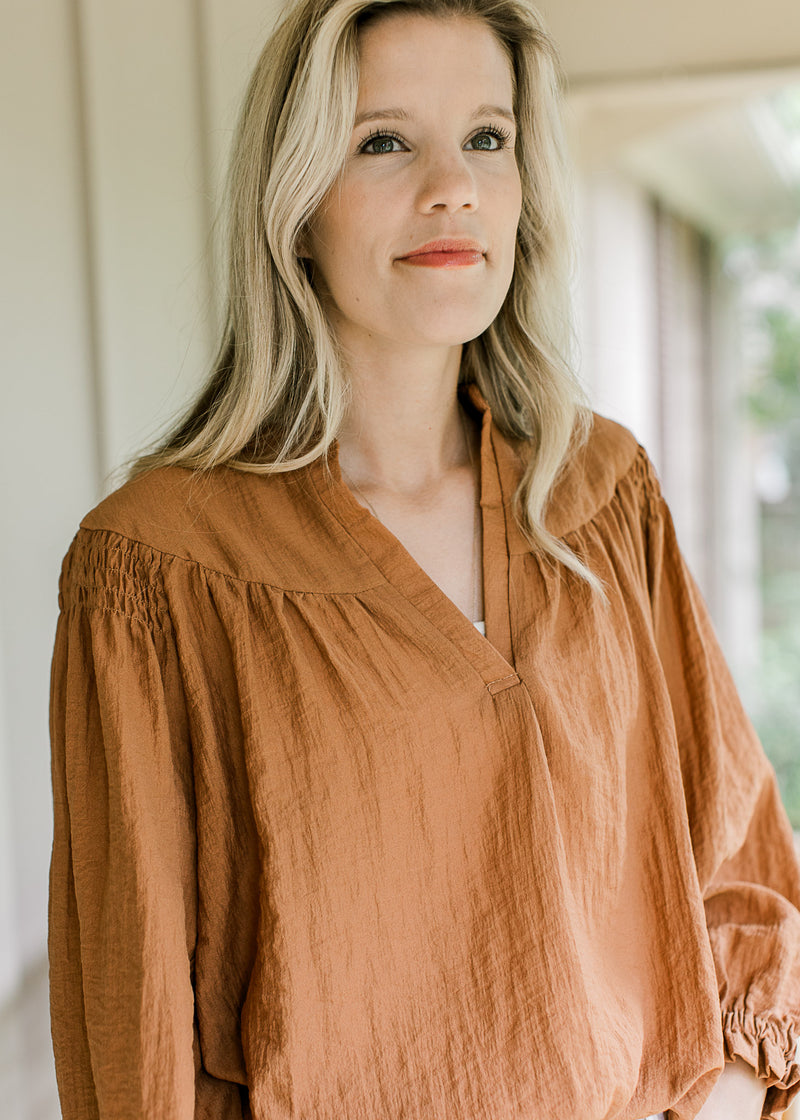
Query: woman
[{"left": 48, "top": 0, "right": 800, "bottom": 1117}]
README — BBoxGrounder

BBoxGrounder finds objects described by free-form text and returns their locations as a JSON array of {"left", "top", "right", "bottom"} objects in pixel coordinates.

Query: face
[{"left": 304, "top": 13, "right": 522, "bottom": 355}]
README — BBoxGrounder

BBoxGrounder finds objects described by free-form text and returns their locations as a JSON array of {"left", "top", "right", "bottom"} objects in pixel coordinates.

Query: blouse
[{"left": 48, "top": 382, "right": 800, "bottom": 1120}]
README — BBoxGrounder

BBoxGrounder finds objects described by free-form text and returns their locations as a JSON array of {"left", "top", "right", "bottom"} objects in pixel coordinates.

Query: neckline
[{"left": 307, "top": 386, "right": 521, "bottom": 695}]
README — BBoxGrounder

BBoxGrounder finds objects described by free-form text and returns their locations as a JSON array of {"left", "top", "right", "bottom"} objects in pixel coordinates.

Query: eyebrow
[{"left": 353, "top": 104, "right": 516, "bottom": 128}]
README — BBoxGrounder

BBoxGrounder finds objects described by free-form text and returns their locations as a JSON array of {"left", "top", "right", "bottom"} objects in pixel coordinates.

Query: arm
[
  {"left": 642, "top": 457, "right": 800, "bottom": 1120},
  {"left": 48, "top": 530, "right": 245, "bottom": 1118}
]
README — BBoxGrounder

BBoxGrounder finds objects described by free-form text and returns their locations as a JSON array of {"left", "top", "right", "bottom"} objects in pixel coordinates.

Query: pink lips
[{"left": 397, "top": 239, "right": 485, "bottom": 269}]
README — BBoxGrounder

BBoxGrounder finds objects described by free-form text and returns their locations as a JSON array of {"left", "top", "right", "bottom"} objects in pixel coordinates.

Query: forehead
[{"left": 355, "top": 13, "right": 515, "bottom": 107}]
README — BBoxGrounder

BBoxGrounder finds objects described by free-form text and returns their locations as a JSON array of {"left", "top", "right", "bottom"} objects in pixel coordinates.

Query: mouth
[{"left": 397, "top": 239, "right": 486, "bottom": 269}]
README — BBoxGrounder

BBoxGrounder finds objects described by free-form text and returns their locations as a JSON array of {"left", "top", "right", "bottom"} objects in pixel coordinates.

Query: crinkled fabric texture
[{"left": 49, "top": 385, "right": 800, "bottom": 1120}]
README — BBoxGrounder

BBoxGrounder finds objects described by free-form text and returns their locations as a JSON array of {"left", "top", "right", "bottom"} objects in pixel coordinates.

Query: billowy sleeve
[
  {"left": 642, "top": 455, "right": 800, "bottom": 1120},
  {"left": 48, "top": 529, "right": 246, "bottom": 1119}
]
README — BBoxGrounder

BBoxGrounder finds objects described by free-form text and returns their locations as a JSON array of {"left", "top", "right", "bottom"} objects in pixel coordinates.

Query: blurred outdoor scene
[{"left": 569, "top": 77, "right": 800, "bottom": 833}]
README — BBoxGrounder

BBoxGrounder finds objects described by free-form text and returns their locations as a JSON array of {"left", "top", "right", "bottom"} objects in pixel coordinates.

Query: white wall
[{"left": 0, "top": 0, "right": 283, "bottom": 1004}]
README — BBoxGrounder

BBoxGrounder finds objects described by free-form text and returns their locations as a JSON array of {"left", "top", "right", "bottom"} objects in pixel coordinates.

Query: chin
[
  {"left": 396, "top": 302, "right": 502, "bottom": 347},
  {"left": 419, "top": 328, "right": 493, "bottom": 348}
]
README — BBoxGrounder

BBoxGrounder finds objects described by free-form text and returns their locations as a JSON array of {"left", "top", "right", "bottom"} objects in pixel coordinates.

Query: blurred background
[{"left": 1, "top": 0, "right": 799, "bottom": 1116}]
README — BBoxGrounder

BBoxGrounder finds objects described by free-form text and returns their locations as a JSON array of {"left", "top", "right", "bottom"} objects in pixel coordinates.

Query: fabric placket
[
  {"left": 477, "top": 399, "right": 515, "bottom": 672},
  {"left": 306, "top": 414, "right": 522, "bottom": 695}
]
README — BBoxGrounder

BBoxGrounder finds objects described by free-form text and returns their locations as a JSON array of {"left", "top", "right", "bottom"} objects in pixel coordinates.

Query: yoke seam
[{"left": 72, "top": 525, "right": 387, "bottom": 596}]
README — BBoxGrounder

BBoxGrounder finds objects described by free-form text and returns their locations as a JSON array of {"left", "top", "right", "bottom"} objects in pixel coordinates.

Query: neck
[{"left": 336, "top": 338, "right": 475, "bottom": 495}]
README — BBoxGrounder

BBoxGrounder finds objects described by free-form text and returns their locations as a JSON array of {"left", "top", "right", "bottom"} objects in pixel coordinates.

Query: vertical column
[
  {"left": 707, "top": 248, "right": 761, "bottom": 701},
  {"left": 654, "top": 205, "right": 712, "bottom": 590},
  {"left": 576, "top": 168, "right": 661, "bottom": 456}
]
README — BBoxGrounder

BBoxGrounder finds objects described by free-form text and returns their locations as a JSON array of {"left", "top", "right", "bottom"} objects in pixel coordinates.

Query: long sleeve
[
  {"left": 48, "top": 529, "right": 245, "bottom": 1119},
  {"left": 642, "top": 458, "right": 800, "bottom": 1120}
]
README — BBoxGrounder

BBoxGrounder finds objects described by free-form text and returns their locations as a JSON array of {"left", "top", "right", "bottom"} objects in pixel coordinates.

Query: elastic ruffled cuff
[{"left": 721, "top": 1010, "right": 800, "bottom": 1120}]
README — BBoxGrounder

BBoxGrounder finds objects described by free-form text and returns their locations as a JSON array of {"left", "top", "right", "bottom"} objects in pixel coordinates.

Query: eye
[
  {"left": 359, "top": 130, "right": 407, "bottom": 155},
  {"left": 465, "top": 126, "right": 512, "bottom": 152}
]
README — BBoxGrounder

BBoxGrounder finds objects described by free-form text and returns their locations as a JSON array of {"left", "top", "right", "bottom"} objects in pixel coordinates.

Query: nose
[{"left": 415, "top": 148, "right": 479, "bottom": 214}]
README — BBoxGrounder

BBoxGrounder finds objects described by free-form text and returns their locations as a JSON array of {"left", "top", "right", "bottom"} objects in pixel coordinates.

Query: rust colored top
[{"left": 49, "top": 385, "right": 800, "bottom": 1120}]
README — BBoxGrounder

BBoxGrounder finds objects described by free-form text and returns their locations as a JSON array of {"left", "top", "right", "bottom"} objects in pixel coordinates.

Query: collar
[{"left": 460, "top": 381, "right": 640, "bottom": 544}]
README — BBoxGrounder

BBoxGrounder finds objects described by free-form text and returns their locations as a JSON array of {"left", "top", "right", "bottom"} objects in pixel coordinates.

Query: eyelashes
[
  {"left": 465, "top": 125, "right": 513, "bottom": 151},
  {"left": 357, "top": 124, "right": 513, "bottom": 155},
  {"left": 358, "top": 129, "right": 406, "bottom": 155}
]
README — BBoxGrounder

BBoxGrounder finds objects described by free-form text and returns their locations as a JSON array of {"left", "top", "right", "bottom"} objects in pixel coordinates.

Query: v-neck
[{"left": 307, "top": 385, "right": 521, "bottom": 695}]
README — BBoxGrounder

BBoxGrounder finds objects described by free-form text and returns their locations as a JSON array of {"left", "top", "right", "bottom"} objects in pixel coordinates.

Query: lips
[{"left": 397, "top": 238, "right": 485, "bottom": 269}]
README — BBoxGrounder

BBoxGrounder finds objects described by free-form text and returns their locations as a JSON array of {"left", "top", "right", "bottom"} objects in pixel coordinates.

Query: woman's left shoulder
[{"left": 545, "top": 412, "right": 648, "bottom": 539}]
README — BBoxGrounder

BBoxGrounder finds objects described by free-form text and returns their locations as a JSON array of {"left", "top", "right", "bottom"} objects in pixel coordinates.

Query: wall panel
[
  {"left": 77, "top": 0, "right": 216, "bottom": 476},
  {"left": 198, "top": 0, "right": 284, "bottom": 330},
  {"left": 0, "top": 0, "right": 97, "bottom": 997},
  {"left": 200, "top": 0, "right": 284, "bottom": 184}
]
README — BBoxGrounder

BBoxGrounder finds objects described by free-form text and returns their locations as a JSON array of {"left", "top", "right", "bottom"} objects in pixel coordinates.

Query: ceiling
[
  {"left": 533, "top": 0, "right": 800, "bottom": 236},
  {"left": 535, "top": 0, "right": 800, "bottom": 87}
]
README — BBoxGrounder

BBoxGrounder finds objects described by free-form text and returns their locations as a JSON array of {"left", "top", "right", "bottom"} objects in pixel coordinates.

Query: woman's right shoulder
[
  {"left": 63, "top": 460, "right": 352, "bottom": 590},
  {"left": 58, "top": 467, "right": 198, "bottom": 611},
  {"left": 79, "top": 463, "right": 221, "bottom": 544},
  {"left": 71, "top": 462, "right": 295, "bottom": 571}
]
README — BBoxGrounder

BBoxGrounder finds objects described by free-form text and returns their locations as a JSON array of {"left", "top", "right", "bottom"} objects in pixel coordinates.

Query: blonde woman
[{"left": 48, "top": 1, "right": 800, "bottom": 1118}]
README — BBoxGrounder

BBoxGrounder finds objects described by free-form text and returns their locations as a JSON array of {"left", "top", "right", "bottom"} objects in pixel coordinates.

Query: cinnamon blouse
[{"left": 48, "top": 385, "right": 800, "bottom": 1119}]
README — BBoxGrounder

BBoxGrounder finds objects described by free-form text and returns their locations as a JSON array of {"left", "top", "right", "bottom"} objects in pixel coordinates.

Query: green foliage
[{"left": 745, "top": 308, "right": 800, "bottom": 428}]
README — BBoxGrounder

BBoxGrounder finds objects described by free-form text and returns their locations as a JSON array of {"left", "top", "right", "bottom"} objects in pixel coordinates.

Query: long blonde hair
[{"left": 129, "top": 0, "right": 597, "bottom": 586}]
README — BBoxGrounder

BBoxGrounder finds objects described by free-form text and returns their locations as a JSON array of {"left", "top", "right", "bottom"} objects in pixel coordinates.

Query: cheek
[
  {"left": 312, "top": 187, "right": 372, "bottom": 273},
  {"left": 306, "top": 194, "right": 375, "bottom": 313},
  {"left": 503, "top": 171, "right": 523, "bottom": 228},
  {"left": 339, "top": 188, "right": 393, "bottom": 275}
]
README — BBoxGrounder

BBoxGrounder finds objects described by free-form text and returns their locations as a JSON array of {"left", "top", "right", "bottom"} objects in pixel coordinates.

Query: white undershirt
[{"left": 473, "top": 619, "right": 486, "bottom": 635}]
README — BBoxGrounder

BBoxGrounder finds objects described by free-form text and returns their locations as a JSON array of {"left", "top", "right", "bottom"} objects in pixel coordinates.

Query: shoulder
[
  {"left": 81, "top": 462, "right": 260, "bottom": 542},
  {"left": 80, "top": 464, "right": 291, "bottom": 573},
  {"left": 72, "top": 461, "right": 379, "bottom": 591},
  {"left": 544, "top": 412, "right": 650, "bottom": 538}
]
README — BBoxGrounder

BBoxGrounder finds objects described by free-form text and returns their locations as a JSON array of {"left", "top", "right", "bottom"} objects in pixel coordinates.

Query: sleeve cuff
[{"left": 721, "top": 1010, "right": 800, "bottom": 1119}]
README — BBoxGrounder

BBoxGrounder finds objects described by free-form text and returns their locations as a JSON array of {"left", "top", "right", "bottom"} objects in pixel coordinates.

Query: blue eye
[
  {"left": 360, "top": 131, "right": 405, "bottom": 155},
  {"left": 465, "top": 127, "right": 511, "bottom": 151}
]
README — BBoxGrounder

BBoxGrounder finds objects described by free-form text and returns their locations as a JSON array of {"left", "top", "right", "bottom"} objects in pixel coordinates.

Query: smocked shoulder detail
[
  {"left": 58, "top": 528, "right": 171, "bottom": 633},
  {"left": 552, "top": 442, "right": 663, "bottom": 553},
  {"left": 544, "top": 414, "right": 642, "bottom": 539},
  {"left": 628, "top": 442, "right": 668, "bottom": 517}
]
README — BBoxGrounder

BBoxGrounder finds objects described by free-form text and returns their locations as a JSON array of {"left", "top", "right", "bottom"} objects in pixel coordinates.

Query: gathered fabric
[{"left": 49, "top": 384, "right": 800, "bottom": 1119}]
